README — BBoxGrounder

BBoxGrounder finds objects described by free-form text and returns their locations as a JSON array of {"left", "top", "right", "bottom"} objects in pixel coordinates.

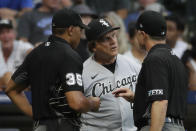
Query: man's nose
[{"left": 110, "top": 37, "right": 116, "bottom": 45}]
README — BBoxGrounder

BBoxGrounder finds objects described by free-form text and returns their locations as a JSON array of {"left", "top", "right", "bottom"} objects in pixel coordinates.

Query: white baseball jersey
[
  {"left": 123, "top": 50, "right": 142, "bottom": 71},
  {"left": 81, "top": 54, "right": 140, "bottom": 131},
  {"left": 172, "top": 39, "right": 188, "bottom": 59},
  {"left": 0, "top": 40, "right": 33, "bottom": 77}
]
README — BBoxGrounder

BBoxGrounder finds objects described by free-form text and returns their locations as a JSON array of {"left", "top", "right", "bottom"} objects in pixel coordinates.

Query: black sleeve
[
  {"left": 144, "top": 55, "right": 169, "bottom": 102},
  {"left": 11, "top": 54, "right": 30, "bottom": 86},
  {"left": 59, "top": 55, "right": 84, "bottom": 93}
]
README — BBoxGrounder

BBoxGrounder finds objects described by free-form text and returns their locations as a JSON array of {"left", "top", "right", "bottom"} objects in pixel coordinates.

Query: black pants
[{"left": 33, "top": 118, "right": 80, "bottom": 131}]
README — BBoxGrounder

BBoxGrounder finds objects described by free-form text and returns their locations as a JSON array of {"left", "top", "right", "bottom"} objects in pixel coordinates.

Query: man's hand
[
  {"left": 88, "top": 96, "right": 100, "bottom": 112},
  {"left": 112, "top": 88, "right": 134, "bottom": 102}
]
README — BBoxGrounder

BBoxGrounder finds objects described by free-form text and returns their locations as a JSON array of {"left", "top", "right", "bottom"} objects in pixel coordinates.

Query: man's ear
[
  {"left": 139, "top": 31, "right": 145, "bottom": 37},
  {"left": 88, "top": 41, "right": 96, "bottom": 53},
  {"left": 177, "top": 30, "right": 182, "bottom": 37},
  {"left": 93, "top": 41, "right": 98, "bottom": 53},
  {"left": 92, "top": 47, "right": 96, "bottom": 52},
  {"left": 140, "top": 31, "right": 149, "bottom": 40},
  {"left": 67, "top": 26, "right": 74, "bottom": 36}
]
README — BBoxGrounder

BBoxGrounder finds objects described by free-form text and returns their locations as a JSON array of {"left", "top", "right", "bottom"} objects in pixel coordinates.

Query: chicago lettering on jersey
[{"left": 92, "top": 75, "right": 137, "bottom": 97}]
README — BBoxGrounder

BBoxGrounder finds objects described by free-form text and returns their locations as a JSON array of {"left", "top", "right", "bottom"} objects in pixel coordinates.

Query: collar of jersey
[
  {"left": 48, "top": 35, "right": 70, "bottom": 46},
  {"left": 148, "top": 43, "right": 170, "bottom": 54}
]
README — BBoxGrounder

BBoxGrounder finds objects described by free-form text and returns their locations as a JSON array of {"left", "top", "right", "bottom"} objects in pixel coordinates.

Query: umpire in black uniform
[
  {"left": 5, "top": 8, "right": 100, "bottom": 131},
  {"left": 113, "top": 11, "right": 188, "bottom": 131}
]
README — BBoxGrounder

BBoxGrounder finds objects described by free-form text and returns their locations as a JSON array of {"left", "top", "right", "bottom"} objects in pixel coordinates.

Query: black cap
[
  {"left": 52, "top": 8, "right": 88, "bottom": 29},
  {"left": 136, "top": 11, "right": 166, "bottom": 37},
  {"left": 0, "top": 19, "right": 13, "bottom": 29},
  {"left": 85, "top": 18, "right": 120, "bottom": 41}
]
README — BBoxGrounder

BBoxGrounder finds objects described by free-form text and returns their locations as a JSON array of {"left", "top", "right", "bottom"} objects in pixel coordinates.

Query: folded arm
[{"left": 5, "top": 79, "right": 33, "bottom": 117}]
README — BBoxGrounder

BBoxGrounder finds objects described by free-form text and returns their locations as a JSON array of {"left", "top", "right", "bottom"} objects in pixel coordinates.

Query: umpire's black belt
[
  {"left": 148, "top": 117, "right": 183, "bottom": 126},
  {"left": 164, "top": 117, "right": 184, "bottom": 126}
]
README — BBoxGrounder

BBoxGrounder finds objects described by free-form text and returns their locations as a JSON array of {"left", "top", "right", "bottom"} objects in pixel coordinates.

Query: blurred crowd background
[{"left": 0, "top": 0, "right": 196, "bottom": 131}]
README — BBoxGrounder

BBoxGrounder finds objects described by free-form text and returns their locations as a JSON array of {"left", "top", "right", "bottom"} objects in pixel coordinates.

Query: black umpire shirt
[
  {"left": 133, "top": 44, "right": 188, "bottom": 129},
  {"left": 11, "top": 35, "right": 84, "bottom": 120}
]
